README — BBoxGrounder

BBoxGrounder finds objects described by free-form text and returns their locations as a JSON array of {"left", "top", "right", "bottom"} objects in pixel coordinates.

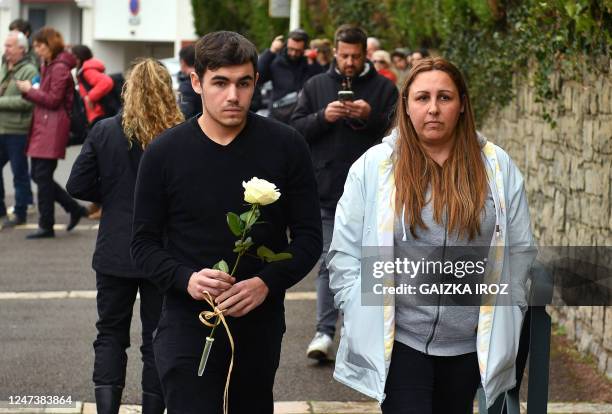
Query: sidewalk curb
[{"left": 2, "top": 401, "right": 612, "bottom": 414}]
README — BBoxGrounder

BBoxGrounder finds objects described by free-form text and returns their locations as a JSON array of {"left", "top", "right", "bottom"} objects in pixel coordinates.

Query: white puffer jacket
[{"left": 327, "top": 129, "right": 537, "bottom": 408}]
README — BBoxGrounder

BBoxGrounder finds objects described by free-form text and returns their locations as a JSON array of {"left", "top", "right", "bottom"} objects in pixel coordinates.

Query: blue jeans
[
  {"left": 316, "top": 207, "right": 338, "bottom": 337},
  {"left": 0, "top": 134, "right": 33, "bottom": 219}
]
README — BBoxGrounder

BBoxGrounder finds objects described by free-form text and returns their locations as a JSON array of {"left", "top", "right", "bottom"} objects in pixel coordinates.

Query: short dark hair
[
  {"left": 391, "top": 48, "right": 407, "bottom": 59},
  {"left": 71, "top": 44, "right": 93, "bottom": 66},
  {"left": 9, "top": 18, "right": 31, "bottom": 37},
  {"left": 179, "top": 44, "right": 195, "bottom": 67},
  {"left": 334, "top": 24, "right": 367, "bottom": 53},
  {"left": 32, "top": 27, "right": 65, "bottom": 60},
  {"left": 194, "top": 31, "right": 258, "bottom": 79},
  {"left": 288, "top": 29, "right": 308, "bottom": 46}
]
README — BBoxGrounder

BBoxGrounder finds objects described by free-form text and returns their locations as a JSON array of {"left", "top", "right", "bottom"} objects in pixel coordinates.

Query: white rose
[{"left": 242, "top": 177, "right": 281, "bottom": 205}]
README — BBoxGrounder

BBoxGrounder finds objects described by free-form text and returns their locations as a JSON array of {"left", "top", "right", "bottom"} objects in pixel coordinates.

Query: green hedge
[
  {"left": 191, "top": 0, "right": 611, "bottom": 124},
  {"left": 191, "top": 0, "right": 289, "bottom": 52}
]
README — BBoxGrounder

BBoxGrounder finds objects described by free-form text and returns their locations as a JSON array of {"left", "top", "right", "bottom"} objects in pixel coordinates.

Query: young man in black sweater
[{"left": 131, "top": 31, "right": 322, "bottom": 414}]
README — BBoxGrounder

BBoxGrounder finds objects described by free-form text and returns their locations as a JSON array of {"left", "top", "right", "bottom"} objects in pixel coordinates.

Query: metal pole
[{"left": 289, "top": 0, "right": 300, "bottom": 30}]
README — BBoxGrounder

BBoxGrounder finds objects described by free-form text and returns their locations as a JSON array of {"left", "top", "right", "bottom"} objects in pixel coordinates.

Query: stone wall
[{"left": 481, "top": 61, "right": 612, "bottom": 379}]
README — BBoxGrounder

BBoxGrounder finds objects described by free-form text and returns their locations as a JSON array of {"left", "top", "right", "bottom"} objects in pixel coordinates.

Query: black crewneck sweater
[{"left": 131, "top": 113, "right": 322, "bottom": 317}]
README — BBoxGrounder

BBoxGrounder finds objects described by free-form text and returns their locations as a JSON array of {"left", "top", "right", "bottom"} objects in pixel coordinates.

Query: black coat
[
  {"left": 178, "top": 73, "right": 202, "bottom": 119},
  {"left": 291, "top": 62, "right": 398, "bottom": 209},
  {"left": 257, "top": 48, "right": 323, "bottom": 103},
  {"left": 67, "top": 114, "right": 144, "bottom": 277}
]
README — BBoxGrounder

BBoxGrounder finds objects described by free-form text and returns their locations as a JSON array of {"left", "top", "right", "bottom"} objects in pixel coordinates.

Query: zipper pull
[{"left": 496, "top": 224, "right": 502, "bottom": 237}]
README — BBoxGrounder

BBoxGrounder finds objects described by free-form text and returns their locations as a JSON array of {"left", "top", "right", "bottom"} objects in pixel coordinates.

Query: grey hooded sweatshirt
[{"left": 393, "top": 172, "right": 497, "bottom": 356}]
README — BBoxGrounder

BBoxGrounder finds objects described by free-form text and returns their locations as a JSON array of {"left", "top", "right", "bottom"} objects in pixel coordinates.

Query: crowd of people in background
[
  {"left": 254, "top": 31, "right": 430, "bottom": 124},
  {"left": 0, "top": 19, "right": 119, "bottom": 234},
  {"left": 0, "top": 18, "right": 535, "bottom": 414},
  {"left": 0, "top": 18, "right": 429, "bottom": 236}
]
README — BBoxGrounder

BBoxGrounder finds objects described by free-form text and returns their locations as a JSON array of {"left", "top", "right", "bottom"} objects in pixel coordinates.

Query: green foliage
[
  {"left": 233, "top": 236, "right": 254, "bottom": 254},
  {"left": 191, "top": 0, "right": 610, "bottom": 124},
  {"left": 191, "top": 0, "right": 288, "bottom": 49},
  {"left": 327, "top": 0, "right": 389, "bottom": 40},
  {"left": 240, "top": 208, "right": 260, "bottom": 230},
  {"left": 256, "top": 246, "right": 293, "bottom": 262},
  {"left": 213, "top": 260, "right": 230, "bottom": 273},
  {"left": 217, "top": 202, "right": 293, "bottom": 274},
  {"left": 386, "top": 0, "right": 611, "bottom": 123},
  {"left": 226, "top": 212, "right": 244, "bottom": 237}
]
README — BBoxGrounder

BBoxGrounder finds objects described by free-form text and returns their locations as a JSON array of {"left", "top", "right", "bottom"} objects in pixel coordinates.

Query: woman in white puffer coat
[{"left": 328, "top": 57, "right": 537, "bottom": 414}]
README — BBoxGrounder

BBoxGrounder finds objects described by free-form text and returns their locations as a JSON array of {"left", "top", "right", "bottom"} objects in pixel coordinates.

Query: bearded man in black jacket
[
  {"left": 257, "top": 29, "right": 323, "bottom": 123},
  {"left": 291, "top": 24, "right": 398, "bottom": 362}
]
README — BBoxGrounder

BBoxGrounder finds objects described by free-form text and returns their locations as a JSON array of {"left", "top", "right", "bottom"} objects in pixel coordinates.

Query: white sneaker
[
  {"left": 306, "top": 332, "right": 334, "bottom": 361},
  {"left": 7, "top": 204, "right": 36, "bottom": 216}
]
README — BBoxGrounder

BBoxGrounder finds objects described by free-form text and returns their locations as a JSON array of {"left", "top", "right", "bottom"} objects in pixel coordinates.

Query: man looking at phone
[{"left": 291, "top": 24, "right": 397, "bottom": 362}]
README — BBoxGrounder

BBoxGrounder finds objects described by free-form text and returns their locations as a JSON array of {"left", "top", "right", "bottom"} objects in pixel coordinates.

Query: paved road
[{"left": 0, "top": 146, "right": 368, "bottom": 405}]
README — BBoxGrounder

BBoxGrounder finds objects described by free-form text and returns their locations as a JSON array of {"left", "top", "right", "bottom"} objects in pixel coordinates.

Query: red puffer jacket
[
  {"left": 77, "top": 58, "right": 113, "bottom": 123},
  {"left": 24, "top": 50, "right": 76, "bottom": 160}
]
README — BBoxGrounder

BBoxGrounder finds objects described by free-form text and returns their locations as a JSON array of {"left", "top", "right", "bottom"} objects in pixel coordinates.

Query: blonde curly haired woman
[{"left": 67, "top": 58, "right": 183, "bottom": 414}]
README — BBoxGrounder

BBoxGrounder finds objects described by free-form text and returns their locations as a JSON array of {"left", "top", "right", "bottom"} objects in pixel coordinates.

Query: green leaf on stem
[
  {"left": 213, "top": 260, "right": 230, "bottom": 273},
  {"left": 233, "top": 237, "right": 254, "bottom": 253},
  {"left": 240, "top": 208, "right": 260, "bottom": 231},
  {"left": 226, "top": 212, "right": 244, "bottom": 237},
  {"left": 266, "top": 252, "right": 293, "bottom": 262},
  {"left": 256, "top": 245, "right": 293, "bottom": 262},
  {"left": 256, "top": 245, "right": 274, "bottom": 259}
]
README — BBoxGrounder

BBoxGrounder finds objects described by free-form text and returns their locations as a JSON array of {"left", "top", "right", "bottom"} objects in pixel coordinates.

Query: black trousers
[
  {"left": 93, "top": 273, "right": 163, "bottom": 397},
  {"left": 153, "top": 304, "right": 285, "bottom": 414},
  {"left": 382, "top": 341, "right": 481, "bottom": 414},
  {"left": 30, "top": 158, "right": 81, "bottom": 230}
]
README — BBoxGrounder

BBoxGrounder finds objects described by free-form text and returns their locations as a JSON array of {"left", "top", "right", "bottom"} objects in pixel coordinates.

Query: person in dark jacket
[
  {"left": 291, "top": 24, "right": 398, "bottom": 361},
  {"left": 67, "top": 58, "right": 184, "bottom": 414},
  {"left": 177, "top": 44, "right": 202, "bottom": 119},
  {"left": 71, "top": 44, "right": 116, "bottom": 220},
  {"left": 16, "top": 26, "right": 88, "bottom": 239},
  {"left": 309, "top": 38, "right": 333, "bottom": 72},
  {"left": 71, "top": 44, "right": 114, "bottom": 126},
  {"left": 131, "top": 31, "right": 322, "bottom": 414},
  {"left": 257, "top": 29, "right": 323, "bottom": 123}
]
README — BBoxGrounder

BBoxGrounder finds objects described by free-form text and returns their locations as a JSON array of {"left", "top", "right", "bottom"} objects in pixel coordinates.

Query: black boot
[
  {"left": 26, "top": 228, "right": 55, "bottom": 239},
  {"left": 67, "top": 207, "right": 88, "bottom": 232},
  {"left": 94, "top": 385, "right": 122, "bottom": 414},
  {"left": 142, "top": 392, "right": 165, "bottom": 414}
]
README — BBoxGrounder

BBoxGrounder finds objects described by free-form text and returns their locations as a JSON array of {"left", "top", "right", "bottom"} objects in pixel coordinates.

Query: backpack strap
[{"left": 77, "top": 68, "right": 95, "bottom": 92}]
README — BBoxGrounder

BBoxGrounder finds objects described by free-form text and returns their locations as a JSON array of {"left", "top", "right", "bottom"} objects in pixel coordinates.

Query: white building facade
[{"left": 0, "top": 0, "right": 197, "bottom": 73}]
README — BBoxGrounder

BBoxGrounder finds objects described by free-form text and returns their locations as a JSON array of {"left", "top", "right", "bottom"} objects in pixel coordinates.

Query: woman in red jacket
[
  {"left": 71, "top": 44, "right": 115, "bottom": 220},
  {"left": 71, "top": 44, "right": 114, "bottom": 126},
  {"left": 16, "top": 26, "right": 87, "bottom": 239}
]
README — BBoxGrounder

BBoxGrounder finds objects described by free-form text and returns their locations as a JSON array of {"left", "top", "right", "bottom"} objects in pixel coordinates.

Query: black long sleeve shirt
[{"left": 131, "top": 113, "right": 322, "bottom": 317}]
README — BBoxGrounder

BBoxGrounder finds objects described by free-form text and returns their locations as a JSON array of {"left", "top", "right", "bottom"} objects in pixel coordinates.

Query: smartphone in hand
[{"left": 338, "top": 90, "right": 354, "bottom": 102}]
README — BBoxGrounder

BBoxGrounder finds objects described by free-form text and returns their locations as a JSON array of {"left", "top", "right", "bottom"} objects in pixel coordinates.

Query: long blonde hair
[
  {"left": 122, "top": 58, "right": 184, "bottom": 148},
  {"left": 393, "top": 57, "right": 488, "bottom": 240}
]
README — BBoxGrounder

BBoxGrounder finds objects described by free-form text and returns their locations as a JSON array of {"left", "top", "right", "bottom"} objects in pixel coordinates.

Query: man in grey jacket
[{"left": 0, "top": 30, "right": 37, "bottom": 227}]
